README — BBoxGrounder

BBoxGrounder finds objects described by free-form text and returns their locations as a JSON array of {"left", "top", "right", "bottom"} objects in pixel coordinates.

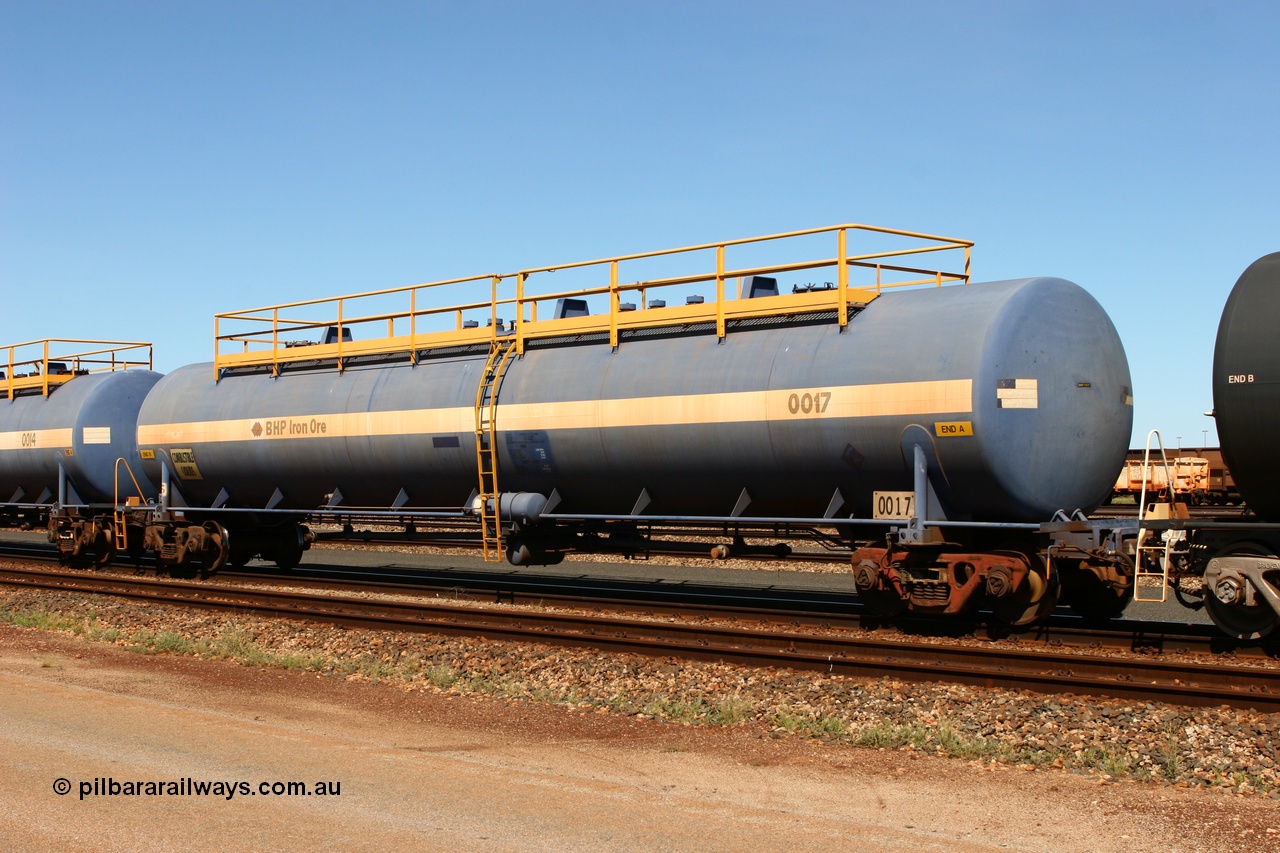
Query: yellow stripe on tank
[
  {"left": 136, "top": 379, "right": 974, "bottom": 445},
  {"left": 500, "top": 379, "right": 973, "bottom": 430},
  {"left": 0, "top": 428, "right": 75, "bottom": 451},
  {"left": 137, "top": 408, "right": 475, "bottom": 445}
]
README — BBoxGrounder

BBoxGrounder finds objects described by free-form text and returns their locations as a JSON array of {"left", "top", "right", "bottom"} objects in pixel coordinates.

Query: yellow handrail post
[
  {"left": 271, "top": 308, "right": 280, "bottom": 378},
  {"left": 490, "top": 276, "right": 499, "bottom": 336},
  {"left": 213, "top": 316, "right": 220, "bottom": 382},
  {"left": 964, "top": 245, "right": 971, "bottom": 283},
  {"left": 715, "top": 245, "right": 726, "bottom": 340},
  {"left": 837, "top": 228, "right": 849, "bottom": 328},
  {"left": 410, "top": 289, "right": 418, "bottom": 365},
  {"left": 609, "top": 261, "right": 619, "bottom": 349},
  {"left": 516, "top": 273, "right": 526, "bottom": 356},
  {"left": 336, "top": 299, "right": 345, "bottom": 372},
  {"left": 42, "top": 340, "right": 49, "bottom": 396}
]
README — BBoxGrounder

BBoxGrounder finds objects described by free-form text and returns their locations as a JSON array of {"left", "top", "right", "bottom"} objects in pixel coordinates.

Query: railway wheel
[
  {"left": 858, "top": 588, "right": 908, "bottom": 617},
  {"left": 199, "top": 521, "right": 231, "bottom": 576},
  {"left": 267, "top": 525, "right": 307, "bottom": 570},
  {"left": 991, "top": 550, "right": 1059, "bottom": 627},
  {"left": 852, "top": 559, "right": 906, "bottom": 617},
  {"left": 1204, "top": 544, "right": 1280, "bottom": 641},
  {"left": 269, "top": 547, "right": 301, "bottom": 571},
  {"left": 228, "top": 550, "right": 255, "bottom": 568},
  {"left": 1064, "top": 556, "right": 1133, "bottom": 621},
  {"left": 92, "top": 523, "right": 116, "bottom": 568},
  {"left": 125, "top": 524, "right": 146, "bottom": 566}
]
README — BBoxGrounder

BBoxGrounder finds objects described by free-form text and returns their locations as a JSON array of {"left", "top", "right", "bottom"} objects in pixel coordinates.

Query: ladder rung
[{"left": 474, "top": 340, "right": 516, "bottom": 562}]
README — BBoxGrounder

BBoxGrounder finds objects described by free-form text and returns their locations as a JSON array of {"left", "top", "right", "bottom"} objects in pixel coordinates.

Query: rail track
[
  {"left": 0, "top": 537, "right": 1242, "bottom": 652},
  {"left": 311, "top": 525, "right": 847, "bottom": 562},
  {"left": 2, "top": 558, "right": 1278, "bottom": 712},
  {"left": 0, "top": 536, "right": 1264, "bottom": 655},
  {"left": 222, "top": 563, "right": 1274, "bottom": 660}
]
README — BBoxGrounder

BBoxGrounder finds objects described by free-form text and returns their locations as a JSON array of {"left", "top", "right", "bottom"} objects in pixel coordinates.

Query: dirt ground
[{"left": 0, "top": 623, "right": 1276, "bottom": 853}]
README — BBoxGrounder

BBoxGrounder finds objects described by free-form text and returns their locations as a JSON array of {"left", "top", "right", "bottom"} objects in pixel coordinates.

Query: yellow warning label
[
  {"left": 934, "top": 421, "right": 974, "bottom": 437},
  {"left": 139, "top": 449, "right": 156, "bottom": 460},
  {"left": 170, "top": 448, "right": 203, "bottom": 480}
]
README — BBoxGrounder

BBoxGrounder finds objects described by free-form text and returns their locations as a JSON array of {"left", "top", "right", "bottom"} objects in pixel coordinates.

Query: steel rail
[
  {"left": 0, "top": 533, "right": 856, "bottom": 567},
  {"left": 0, "top": 540, "right": 1267, "bottom": 656},
  {"left": 223, "top": 567, "right": 1274, "bottom": 660},
  {"left": 1, "top": 565, "right": 1277, "bottom": 712}
]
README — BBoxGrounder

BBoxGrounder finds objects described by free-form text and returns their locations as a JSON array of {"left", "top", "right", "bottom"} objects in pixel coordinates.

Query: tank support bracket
[{"left": 899, "top": 444, "right": 948, "bottom": 546}]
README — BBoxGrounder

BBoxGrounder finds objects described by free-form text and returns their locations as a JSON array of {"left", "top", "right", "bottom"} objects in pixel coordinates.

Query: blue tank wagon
[{"left": 134, "top": 224, "right": 1134, "bottom": 625}]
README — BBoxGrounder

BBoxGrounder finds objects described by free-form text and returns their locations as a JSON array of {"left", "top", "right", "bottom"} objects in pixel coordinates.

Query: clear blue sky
[{"left": 3, "top": 1, "right": 1277, "bottom": 449}]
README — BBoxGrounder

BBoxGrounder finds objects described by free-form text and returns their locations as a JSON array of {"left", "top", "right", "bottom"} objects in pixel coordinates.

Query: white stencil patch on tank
[
  {"left": 996, "top": 378, "right": 1038, "bottom": 409},
  {"left": 82, "top": 427, "right": 111, "bottom": 444}
]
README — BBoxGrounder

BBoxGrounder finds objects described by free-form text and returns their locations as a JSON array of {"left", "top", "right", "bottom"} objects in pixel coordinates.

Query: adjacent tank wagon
[
  {"left": 1171, "top": 251, "right": 1280, "bottom": 639},
  {"left": 0, "top": 340, "right": 160, "bottom": 561},
  {"left": 1110, "top": 252, "right": 1280, "bottom": 641},
  {"left": 1213, "top": 252, "right": 1280, "bottom": 521}
]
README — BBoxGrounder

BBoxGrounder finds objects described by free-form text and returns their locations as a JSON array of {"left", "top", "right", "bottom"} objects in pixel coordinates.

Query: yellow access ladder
[
  {"left": 1132, "top": 430, "right": 1182, "bottom": 603},
  {"left": 112, "top": 457, "right": 149, "bottom": 557},
  {"left": 474, "top": 340, "right": 517, "bottom": 561}
]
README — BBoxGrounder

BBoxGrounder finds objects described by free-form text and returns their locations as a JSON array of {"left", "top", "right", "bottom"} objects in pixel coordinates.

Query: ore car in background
[
  {"left": 1113, "top": 457, "right": 1211, "bottom": 504},
  {"left": 1111, "top": 450, "right": 1237, "bottom": 505}
]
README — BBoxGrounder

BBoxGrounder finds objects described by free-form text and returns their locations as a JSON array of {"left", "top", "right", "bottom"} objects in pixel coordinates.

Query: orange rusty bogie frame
[{"left": 851, "top": 545, "right": 1035, "bottom": 615}]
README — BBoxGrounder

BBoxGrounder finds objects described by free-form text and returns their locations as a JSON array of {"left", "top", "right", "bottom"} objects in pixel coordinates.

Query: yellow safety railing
[
  {"left": 213, "top": 223, "right": 972, "bottom": 378},
  {"left": 3, "top": 339, "right": 153, "bottom": 400}
]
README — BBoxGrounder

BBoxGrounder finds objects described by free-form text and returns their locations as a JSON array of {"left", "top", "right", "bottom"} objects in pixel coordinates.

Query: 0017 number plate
[{"left": 873, "top": 491, "right": 915, "bottom": 520}]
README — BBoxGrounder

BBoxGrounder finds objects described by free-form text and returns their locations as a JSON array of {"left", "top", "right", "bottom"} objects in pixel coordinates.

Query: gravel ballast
[{"left": 1, "top": 585, "right": 1277, "bottom": 798}]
